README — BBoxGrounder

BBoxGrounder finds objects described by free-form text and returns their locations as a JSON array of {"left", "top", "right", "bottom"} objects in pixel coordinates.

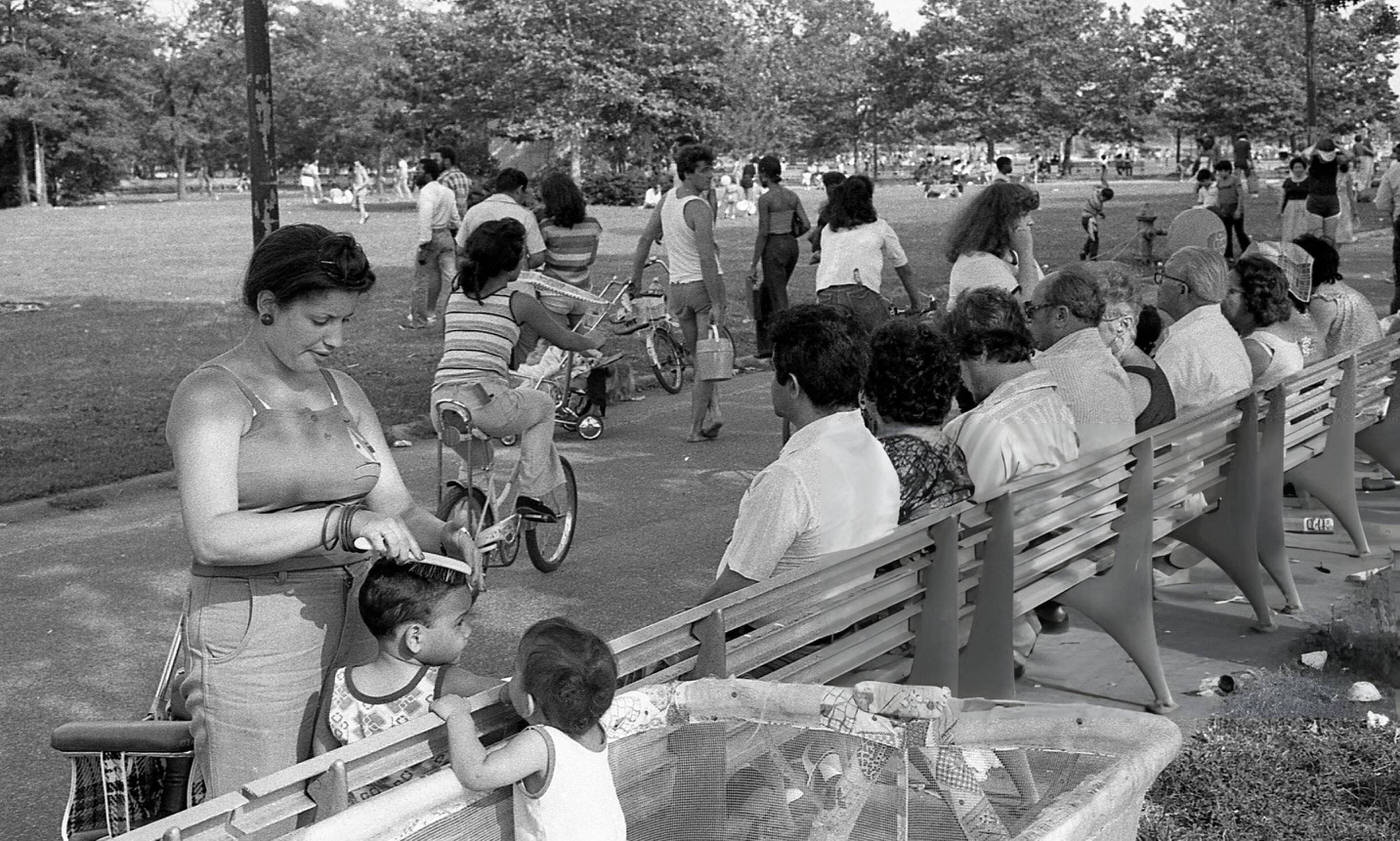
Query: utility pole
[{"left": 244, "top": 0, "right": 278, "bottom": 245}]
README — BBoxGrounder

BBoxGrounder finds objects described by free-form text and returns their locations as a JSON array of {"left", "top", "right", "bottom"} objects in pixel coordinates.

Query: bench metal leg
[
  {"left": 1355, "top": 360, "right": 1400, "bottom": 484},
  {"left": 958, "top": 495, "right": 1017, "bottom": 699},
  {"left": 1173, "top": 393, "right": 1276, "bottom": 631},
  {"left": 1258, "top": 388, "right": 1303, "bottom": 611},
  {"left": 1286, "top": 357, "right": 1369, "bottom": 555},
  {"left": 1057, "top": 440, "right": 1177, "bottom": 712},
  {"left": 909, "top": 517, "right": 963, "bottom": 693}
]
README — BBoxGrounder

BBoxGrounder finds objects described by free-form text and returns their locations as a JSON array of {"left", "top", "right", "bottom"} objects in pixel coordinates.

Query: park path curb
[{"left": 0, "top": 470, "right": 177, "bottom": 527}]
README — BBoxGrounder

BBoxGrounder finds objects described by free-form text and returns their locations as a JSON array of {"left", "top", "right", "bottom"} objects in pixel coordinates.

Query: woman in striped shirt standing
[
  {"left": 432, "top": 219, "right": 605, "bottom": 520},
  {"left": 536, "top": 173, "right": 604, "bottom": 328}
]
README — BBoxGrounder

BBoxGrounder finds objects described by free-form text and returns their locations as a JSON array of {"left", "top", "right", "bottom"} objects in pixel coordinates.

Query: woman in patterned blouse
[{"left": 864, "top": 318, "right": 975, "bottom": 522}]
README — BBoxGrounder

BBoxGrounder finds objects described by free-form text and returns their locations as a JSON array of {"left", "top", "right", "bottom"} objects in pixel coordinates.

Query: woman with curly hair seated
[
  {"left": 1221, "top": 254, "right": 1305, "bottom": 389},
  {"left": 864, "top": 318, "right": 975, "bottom": 522}
]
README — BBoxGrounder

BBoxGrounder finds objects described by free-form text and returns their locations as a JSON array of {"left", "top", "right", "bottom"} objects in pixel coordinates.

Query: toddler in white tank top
[{"left": 433, "top": 617, "right": 626, "bottom": 841}]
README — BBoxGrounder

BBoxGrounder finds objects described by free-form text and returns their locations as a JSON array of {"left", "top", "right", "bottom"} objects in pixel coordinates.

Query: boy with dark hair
[
  {"left": 1212, "top": 159, "right": 1250, "bottom": 258},
  {"left": 1079, "top": 169, "right": 1114, "bottom": 260},
  {"left": 993, "top": 156, "right": 1014, "bottom": 182},
  {"left": 313, "top": 559, "right": 492, "bottom": 799}
]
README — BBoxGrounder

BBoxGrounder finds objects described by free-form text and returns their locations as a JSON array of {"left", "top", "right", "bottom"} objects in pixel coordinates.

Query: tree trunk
[
  {"left": 15, "top": 122, "right": 31, "bottom": 205},
  {"left": 33, "top": 124, "right": 48, "bottom": 208},
  {"left": 984, "top": 136, "right": 996, "bottom": 164},
  {"left": 1303, "top": 0, "right": 1316, "bottom": 143},
  {"left": 1061, "top": 135, "right": 1075, "bottom": 177},
  {"left": 564, "top": 125, "right": 582, "bottom": 182},
  {"left": 175, "top": 146, "right": 187, "bottom": 200}
]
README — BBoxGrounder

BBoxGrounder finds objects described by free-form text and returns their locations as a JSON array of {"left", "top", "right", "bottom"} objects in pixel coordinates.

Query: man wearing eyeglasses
[
  {"left": 1025, "top": 266, "right": 1135, "bottom": 455},
  {"left": 1152, "top": 247, "right": 1252, "bottom": 414}
]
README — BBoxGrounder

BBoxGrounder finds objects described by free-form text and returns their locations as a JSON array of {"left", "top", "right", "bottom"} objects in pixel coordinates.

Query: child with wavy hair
[{"left": 432, "top": 617, "right": 625, "bottom": 840}]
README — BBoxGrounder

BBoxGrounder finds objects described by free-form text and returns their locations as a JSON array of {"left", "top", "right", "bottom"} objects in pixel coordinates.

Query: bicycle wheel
[
  {"left": 647, "top": 328, "right": 684, "bottom": 394},
  {"left": 437, "top": 483, "right": 519, "bottom": 568},
  {"left": 525, "top": 457, "right": 577, "bottom": 572}
]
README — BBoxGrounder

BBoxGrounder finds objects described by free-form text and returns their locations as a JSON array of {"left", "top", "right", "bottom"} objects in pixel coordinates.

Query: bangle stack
[{"left": 319, "top": 502, "right": 366, "bottom": 551}]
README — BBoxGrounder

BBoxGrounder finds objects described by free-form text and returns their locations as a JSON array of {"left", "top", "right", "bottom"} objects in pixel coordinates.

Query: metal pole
[
  {"left": 244, "top": 0, "right": 278, "bottom": 245},
  {"left": 1304, "top": 0, "right": 1317, "bottom": 143}
]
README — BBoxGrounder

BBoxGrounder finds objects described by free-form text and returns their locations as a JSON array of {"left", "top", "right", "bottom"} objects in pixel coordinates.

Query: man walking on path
[
  {"left": 404, "top": 158, "right": 460, "bottom": 330},
  {"left": 629, "top": 144, "right": 727, "bottom": 442},
  {"left": 1374, "top": 144, "right": 1400, "bottom": 313},
  {"left": 434, "top": 146, "right": 473, "bottom": 231},
  {"left": 456, "top": 169, "right": 546, "bottom": 268},
  {"left": 1354, "top": 134, "right": 1377, "bottom": 196}
]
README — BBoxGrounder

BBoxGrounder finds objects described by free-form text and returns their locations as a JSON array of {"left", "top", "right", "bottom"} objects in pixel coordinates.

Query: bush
[{"left": 582, "top": 170, "right": 652, "bottom": 207}]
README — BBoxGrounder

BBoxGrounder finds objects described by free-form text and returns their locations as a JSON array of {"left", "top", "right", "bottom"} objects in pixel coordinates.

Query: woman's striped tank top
[{"left": 434, "top": 286, "right": 520, "bottom": 388}]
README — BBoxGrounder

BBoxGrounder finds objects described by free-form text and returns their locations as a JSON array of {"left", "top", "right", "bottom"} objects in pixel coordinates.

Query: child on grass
[
  {"left": 432, "top": 617, "right": 626, "bottom": 841},
  {"left": 313, "top": 558, "right": 491, "bottom": 800},
  {"left": 1079, "top": 169, "right": 1114, "bottom": 260}
]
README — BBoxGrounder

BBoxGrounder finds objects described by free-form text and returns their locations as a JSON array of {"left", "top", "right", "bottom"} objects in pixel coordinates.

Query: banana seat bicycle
[{"left": 435, "top": 387, "right": 577, "bottom": 592}]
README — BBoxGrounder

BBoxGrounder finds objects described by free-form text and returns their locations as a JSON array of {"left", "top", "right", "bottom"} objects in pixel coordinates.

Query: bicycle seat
[{"left": 435, "top": 397, "right": 495, "bottom": 468}]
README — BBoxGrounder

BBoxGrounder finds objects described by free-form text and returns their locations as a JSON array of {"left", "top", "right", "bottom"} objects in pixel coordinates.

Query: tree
[
  {"left": 454, "top": 0, "right": 730, "bottom": 177},
  {"left": 0, "top": 0, "right": 155, "bottom": 206}
]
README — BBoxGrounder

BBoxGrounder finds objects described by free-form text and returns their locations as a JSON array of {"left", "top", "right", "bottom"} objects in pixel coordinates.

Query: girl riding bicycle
[{"left": 433, "top": 219, "right": 605, "bottom": 521}]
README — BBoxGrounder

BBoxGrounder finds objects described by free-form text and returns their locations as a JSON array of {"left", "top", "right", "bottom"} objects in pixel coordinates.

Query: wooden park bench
[{"left": 58, "top": 333, "right": 1400, "bottom": 841}]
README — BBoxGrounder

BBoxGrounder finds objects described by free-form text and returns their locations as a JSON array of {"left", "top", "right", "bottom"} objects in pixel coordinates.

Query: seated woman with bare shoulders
[
  {"left": 166, "top": 225, "right": 467, "bottom": 801},
  {"left": 864, "top": 318, "right": 974, "bottom": 523}
]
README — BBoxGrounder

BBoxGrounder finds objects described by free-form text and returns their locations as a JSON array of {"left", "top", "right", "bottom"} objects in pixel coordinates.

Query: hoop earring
[{"left": 259, "top": 312, "right": 274, "bottom": 326}]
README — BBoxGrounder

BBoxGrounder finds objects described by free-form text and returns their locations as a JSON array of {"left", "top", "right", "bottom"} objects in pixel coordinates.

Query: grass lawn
[{"left": 1, "top": 177, "right": 1394, "bottom": 504}]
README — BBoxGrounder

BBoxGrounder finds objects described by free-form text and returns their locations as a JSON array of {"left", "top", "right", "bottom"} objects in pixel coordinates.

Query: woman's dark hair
[
  {"left": 520, "top": 617, "right": 617, "bottom": 737},
  {"left": 1293, "top": 233, "right": 1340, "bottom": 287},
  {"left": 1232, "top": 255, "right": 1292, "bottom": 328},
  {"left": 1136, "top": 304, "right": 1165, "bottom": 354},
  {"left": 358, "top": 559, "right": 474, "bottom": 639},
  {"left": 948, "top": 287, "right": 1034, "bottom": 364},
  {"left": 456, "top": 219, "right": 525, "bottom": 300},
  {"left": 757, "top": 154, "right": 782, "bottom": 183},
  {"left": 942, "top": 181, "right": 1040, "bottom": 263},
  {"left": 1288, "top": 156, "right": 1307, "bottom": 170},
  {"left": 771, "top": 304, "right": 869, "bottom": 410},
  {"left": 242, "top": 224, "right": 375, "bottom": 312},
  {"left": 538, "top": 172, "right": 587, "bottom": 228},
  {"left": 826, "top": 175, "right": 877, "bottom": 231},
  {"left": 866, "top": 318, "right": 960, "bottom": 425},
  {"left": 420, "top": 157, "right": 442, "bottom": 179}
]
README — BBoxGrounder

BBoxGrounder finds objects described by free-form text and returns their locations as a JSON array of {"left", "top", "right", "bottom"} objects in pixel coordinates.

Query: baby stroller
[{"left": 510, "top": 274, "right": 630, "bottom": 440}]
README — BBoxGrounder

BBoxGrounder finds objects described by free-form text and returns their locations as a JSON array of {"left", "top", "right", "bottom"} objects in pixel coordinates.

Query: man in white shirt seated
[
  {"left": 1153, "top": 246, "right": 1252, "bottom": 415},
  {"left": 700, "top": 305, "right": 901, "bottom": 602},
  {"left": 945, "top": 287, "right": 1079, "bottom": 502},
  {"left": 1026, "top": 265, "right": 1136, "bottom": 455}
]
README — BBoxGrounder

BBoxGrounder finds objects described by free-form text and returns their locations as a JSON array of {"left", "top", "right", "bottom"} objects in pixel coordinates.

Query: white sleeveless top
[
  {"left": 1246, "top": 329, "right": 1304, "bottom": 390},
  {"left": 513, "top": 725, "right": 626, "bottom": 841},
  {"left": 660, "top": 188, "right": 708, "bottom": 285}
]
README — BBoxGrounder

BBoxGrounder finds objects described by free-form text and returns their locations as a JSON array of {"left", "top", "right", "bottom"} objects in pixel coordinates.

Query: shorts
[
  {"left": 667, "top": 282, "right": 712, "bottom": 319},
  {"left": 1306, "top": 195, "right": 1340, "bottom": 219},
  {"left": 299, "top": 175, "right": 315, "bottom": 188}
]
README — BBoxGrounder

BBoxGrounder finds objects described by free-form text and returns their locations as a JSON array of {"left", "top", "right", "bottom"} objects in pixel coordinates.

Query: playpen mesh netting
[{"left": 386, "top": 680, "right": 1121, "bottom": 841}]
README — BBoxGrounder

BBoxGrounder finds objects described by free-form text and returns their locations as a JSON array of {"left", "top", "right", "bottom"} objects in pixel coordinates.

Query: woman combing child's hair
[{"left": 432, "top": 617, "right": 626, "bottom": 840}]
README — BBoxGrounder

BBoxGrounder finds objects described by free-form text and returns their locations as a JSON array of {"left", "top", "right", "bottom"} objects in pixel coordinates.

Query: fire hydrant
[{"left": 1136, "top": 202, "right": 1168, "bottom": 265}]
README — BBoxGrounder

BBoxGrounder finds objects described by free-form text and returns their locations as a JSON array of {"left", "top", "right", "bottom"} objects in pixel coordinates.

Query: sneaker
[
  {"left": 516, "top": 496, "right": 558, "bottom": 523},
  {"left": 399, "top": 319, "right": 427, "bottom": 330}
]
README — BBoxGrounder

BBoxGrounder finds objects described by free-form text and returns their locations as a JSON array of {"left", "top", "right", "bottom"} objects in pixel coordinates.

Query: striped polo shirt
[
  {"left": 540, "top": 216, "right": 603, "bottom": 287},
  {"left": 434, "top": 287, "right": 520, "bottom": 388}
]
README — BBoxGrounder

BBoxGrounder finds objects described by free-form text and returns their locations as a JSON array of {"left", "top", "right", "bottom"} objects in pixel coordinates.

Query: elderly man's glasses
[{"left": 1153, "top": 266, "right": 1189, "bottom": 294}]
